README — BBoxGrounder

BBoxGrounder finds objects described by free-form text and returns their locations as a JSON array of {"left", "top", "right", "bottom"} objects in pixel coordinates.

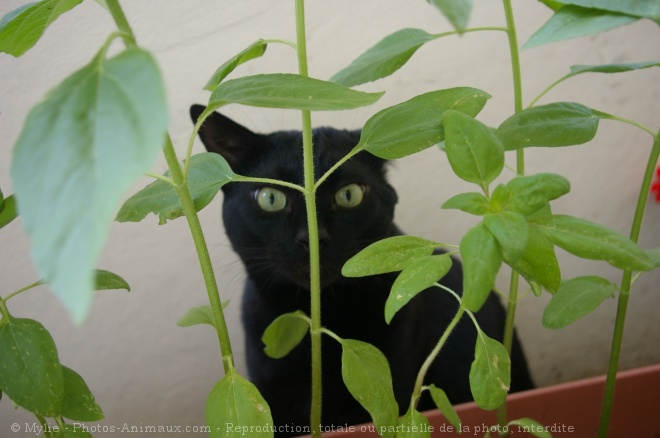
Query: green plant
[{"left": 1, "top": 1, "right": 658, "bottom": 438}]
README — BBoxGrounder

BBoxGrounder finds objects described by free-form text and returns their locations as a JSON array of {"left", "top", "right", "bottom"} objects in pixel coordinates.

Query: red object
[
  {"left": 652, "top": 166, "right": 660, "bottom": 203},
  {"left": 297, "top": 363, "right": 660, "bottom": 437}
]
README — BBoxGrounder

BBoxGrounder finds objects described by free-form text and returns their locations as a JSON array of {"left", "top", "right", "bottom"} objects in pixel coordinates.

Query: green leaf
[
  {"left": 208, "top": 73, "right": 383, "bottom": 111},
  {"left": 0, "top": 0, "right": 84, "bottom": 56},
  {"left": 508, "top": 222, "right": 561, "bottom": 294},
  {"left": 204, "top": 39, "right": 269, "bottom": 90},
  {"left": 543, "top": 276, "right": 616, "bottom": 328},
  {"left": 507, "top": 418, "right": 553, "bottom": 438},
  {"left": 396, "top": 406, "right": 431, "bottom": 438},
  {"left": 647, "top": 248, "right": 660, "bottom": 268},
  {"left": 94, "top": 269, "right": 130, "bottom": 292},
  {"left": 497, "top": 102, "right": 602, "bottom": 150},
  {"left": 341, "top": 339, "right": 398, "bottom": 438},
  {"left": 385, "top": 254, "right": 452, "bottom": 324},
  {"left": 11, "top": 47, "right": 168, "bottom": 323},
  {"left": 427, "top": 384, "right": 461, "bottom": 430},
  {"left": 206, "top": 370, "right": 273, "bottom": 438},
  {"left": 523, "top": 5, "right": 638, "bottom": 49},
  {"left": 0, "top": 194, "right": 17, "bottom": 229},
  {"left": 342, "top": 236, "right": 438, "bottom": 277},
  {"left": 441, "top": 192, "right": 491, "bottom": 216},
  {"left": 483, "top": 211, "right": 529, "bottom": 264},
  {"left": 262, "top": 311, "right": 310, "bottom": 359},
  {"left": 537, "top": 0, "right": 565, "bottom": 11},
  {"left": 553, "top": 0, "right": 660, "bottom": 23},
  {"left": 56, "top": 424, "right": 93, "bottom": 438},
  {"left": 358, "top": 88, "right": 491, "bottom": 159},
  {"left": 331, "top": 28, "right": 438, "bottom": 87},
  {"left": 427, "top": 0, "right": 474, "bottom": 32},
  {"left": 442, "top": 110, "right": 504, "bottom": 191},
  {"left": 469, "top": 330, "right": 510, "bottom": 410},
  {"left": 177, "top": 305, "right": 217, "bottom": 328},
  {"left": 533, "top": 215, "right": 654, "bottom": 271},
  {"left": 567, "top": 61, "right": 660, "bottom": 76},
  {"left": 460, "top": 224, "right": 502, "bottom": 312},
  {"left": 61, "top": 366, "right": 103, "bottom": 421},
  {"left": 116, "top": 153, "right": 236, "bottom": 224},
  {"left": 0, "top": 318, "right": 64, "bottom": 416},
  {"left": 491, "top": 173, "right": 571, "bottom": 216}
]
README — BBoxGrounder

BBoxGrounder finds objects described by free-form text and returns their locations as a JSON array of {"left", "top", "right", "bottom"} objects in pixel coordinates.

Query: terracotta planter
[{"left": 299, "top": 363, "right": 660, "bottom": 437}]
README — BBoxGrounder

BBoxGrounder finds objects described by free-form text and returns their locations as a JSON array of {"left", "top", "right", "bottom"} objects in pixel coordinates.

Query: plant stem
[
  {"left": 3, "top": 280, "right": 43, "bottom": 302},
  {"left": 412, "top": 305, "right": 465, "bottom": 404},
  {"left": 105, "top": 0, "right": 233, "bottom": 371},
  {"left": 162, "top": 136, "right": 234, "bottom": 370},
  {"left": 499, "top": 1, "right": 524, "bottom": 434},
  {"left": 294, "top": 1, "right": 323, "bottom": 437},
  {"left": 597, "top": 130, "right": 660, "bottom": 437}
]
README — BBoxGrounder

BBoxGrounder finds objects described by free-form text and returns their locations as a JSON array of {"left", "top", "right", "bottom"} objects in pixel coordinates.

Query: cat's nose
[{"left": 295, "top": 228, "right": 330, "bottom": 250}]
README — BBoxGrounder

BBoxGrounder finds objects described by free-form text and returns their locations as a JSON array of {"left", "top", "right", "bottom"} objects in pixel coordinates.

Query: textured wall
[{"left": 1, "top": 0, "right": 658, "bottom": 435}]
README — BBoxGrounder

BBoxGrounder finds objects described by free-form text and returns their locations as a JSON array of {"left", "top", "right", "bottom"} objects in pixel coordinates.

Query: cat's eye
[
  {"left": 255, "top": 187, "right": 288, "bottom": 212},
  {"left": 334, "top": 184, "right": 365, "bottom": 208}
]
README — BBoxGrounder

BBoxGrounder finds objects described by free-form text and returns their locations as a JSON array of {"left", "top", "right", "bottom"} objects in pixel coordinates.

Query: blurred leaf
[
  {"left": 483, "top": 211, "right": 529, "bottom": 263},
  {"left": 497, "top": 102, "right": 602, "bottom": 150},
  {"left": 533, "top": 215, "right": 654, "bottom": 271},
  {"left": 385, "top": 254, "right": 452, "bottom": 324},
  {"left": 554, "top": 0, "right": 660, "bottom": 23},
  {"left": 208, "top": 73, "right": 383, "bottom": 111},
  {"left": 397, "top": 406, "right": 431, "bottom": 438},
  {"left": 441, "top": 192, "right": 491, "bottom": 216},
  {"left": 469, "top": 331, "right": 510, "bottom": 410},
  {"left": 0, "top": 318, "right": 63, "bottom": 416},
  {"left": 116, "top": 153, "right": 236, "bottom": 224},
  {"left": 442, "top": 110, "right": 504, "bottom": 191},
  {"left": 205, "top": 39, "right": 269, "bottom": 90},
  {"left": 567, "top": 61, "right": 660, "bottom": 76},
  {"left": 507, "top": 418, "right": 553, "bottom": 438},
  {"left": 61, "top": 365, "right": 104, "bottom": 421},
  {"left": 331, "top": 28, "right": 438, "bottom": 87},
  {"left": 177, "top": 305, "right": 231, "bottom": 329},
  {"left": 56, "top": 424, "right": 93, "bottom": 438},
  {"left": 427, "top": 0, "right": 474, "bottom": 32},
  {"left": 341, "top": 339, "right": 398, "bottom": 438},
  {"left": 460, "top": 223, "right": 501, "bottom": 312},
  {"left": 648, "top": 248, "right": 660, "bottom": 268},
  {"left": 0, "top": 194, "right": 17, "bottom": 229},
  {"left": 342, "top": 236, "right": 438, "bottom": 277},
  {"left": 428, "top": 384, "right": 461, "bottom": 430},
  {"left": 0, "top": 0, "right": 83, "bottom": 56},
  {"left": 206, "top": 370, "right": 273, "bottom": 438},
  {"left": 11, "top": 47, "right": 168, "bottom": 323},
  {"left": 94, "top": 269, "right": 130, "bottom": 292},
  {"left": 523, "top": 5, "right": 638, "bottom": 49},
  {"left": 262, "top": 311, "right": 310, "bottom": 359},
  {"left": 537, "top": 0, "right": 565, "bottom": 11},
  {"left": 358, "top": 88, "right": 490, "bottom": 159},
  {"left": 543, "top": 276, "right": 616, "bottom": 328}
]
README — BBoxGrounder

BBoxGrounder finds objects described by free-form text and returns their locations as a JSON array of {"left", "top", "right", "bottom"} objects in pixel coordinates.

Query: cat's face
[{"left": 191, "top": 105, "right": 397, "bottom": 289}]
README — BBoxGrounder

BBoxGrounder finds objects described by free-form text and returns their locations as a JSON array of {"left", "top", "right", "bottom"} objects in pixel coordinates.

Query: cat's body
[{"left": 191, "top": 105, "right": 534, "bottom": 437}]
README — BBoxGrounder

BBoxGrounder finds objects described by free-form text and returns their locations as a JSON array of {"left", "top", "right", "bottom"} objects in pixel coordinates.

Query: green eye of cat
[
  {"left": 335, "top": 184, "right": 365, "bottom": 208},
  {"left": 255, "top": 187, "right": 287, "bottom": 212}
]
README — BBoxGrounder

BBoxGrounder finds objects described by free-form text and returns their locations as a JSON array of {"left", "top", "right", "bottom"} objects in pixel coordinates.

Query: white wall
[{"left": 1, "top": 0, "right": 658, "bottom": 435}]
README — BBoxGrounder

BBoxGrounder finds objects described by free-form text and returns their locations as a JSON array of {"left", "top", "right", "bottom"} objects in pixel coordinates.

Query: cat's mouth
[{"left": 275, "top": 254, "right": 345, "bottom": 290}]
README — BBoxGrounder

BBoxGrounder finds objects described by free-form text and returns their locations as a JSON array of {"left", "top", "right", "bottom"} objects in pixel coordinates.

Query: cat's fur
[{"left": 191, "top": 105, "right": 534, "bottom": 437}]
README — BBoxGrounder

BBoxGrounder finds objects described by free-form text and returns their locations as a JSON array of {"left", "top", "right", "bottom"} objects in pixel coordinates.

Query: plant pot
[{"left": 299, "top": 363, "right": 660, "bottom": 437}]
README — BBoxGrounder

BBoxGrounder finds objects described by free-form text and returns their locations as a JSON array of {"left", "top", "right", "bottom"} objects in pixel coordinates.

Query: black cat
[{"left": 190, "top": 105, "right": 533, "bottom": 437}]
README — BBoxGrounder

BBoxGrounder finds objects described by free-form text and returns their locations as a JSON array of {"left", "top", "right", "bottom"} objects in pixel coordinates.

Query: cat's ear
[{"left": 190, "top": 104, "right": 262, "bottom": 169}]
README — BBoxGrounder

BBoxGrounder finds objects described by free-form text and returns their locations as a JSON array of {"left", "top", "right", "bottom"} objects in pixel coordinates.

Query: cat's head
[{"left": 191, "top": 105, "right": 398, "bottom": 289}]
